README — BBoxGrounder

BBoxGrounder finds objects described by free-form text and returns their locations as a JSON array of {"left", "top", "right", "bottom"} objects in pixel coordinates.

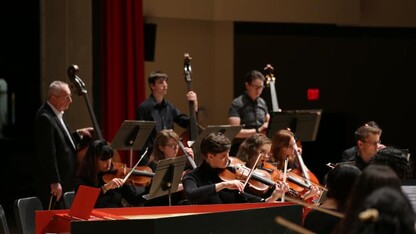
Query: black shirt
[
  {"left": 136, "top": 94, "right": 190, "bottom": 159},
  {"left": 341, "top": 146, "right": 367, "bottom": 170},
  {"left": 74, "top": 172, "right": 146, "bottom": 208},
  {"left": 228, "top": 92, "right": 268, "bottom": 129}
]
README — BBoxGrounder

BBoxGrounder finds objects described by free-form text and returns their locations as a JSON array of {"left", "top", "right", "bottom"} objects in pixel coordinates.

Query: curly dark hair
[{"left": 370, "top": 147, "right": 410, "bottom": 180}]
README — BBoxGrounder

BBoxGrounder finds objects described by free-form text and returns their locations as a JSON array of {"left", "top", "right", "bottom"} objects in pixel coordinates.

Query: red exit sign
[{"left": 307, "top": 88, "right": 319, "bottom": 101}]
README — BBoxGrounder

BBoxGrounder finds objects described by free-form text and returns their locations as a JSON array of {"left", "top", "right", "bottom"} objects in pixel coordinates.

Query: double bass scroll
[
  {"left": 183, "top": 53, "right": 199, "bottom": 142},
  {"left": 264, "top": 64, "right": 281, "bottom": 112},
  {"left": 67, "top": 65, "right": 103, "bottom": 141}
]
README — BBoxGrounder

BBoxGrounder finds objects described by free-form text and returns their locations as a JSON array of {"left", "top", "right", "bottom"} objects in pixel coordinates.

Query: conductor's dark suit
[{"left": 34, "top": 103, "right": 81, "bottom": 209}]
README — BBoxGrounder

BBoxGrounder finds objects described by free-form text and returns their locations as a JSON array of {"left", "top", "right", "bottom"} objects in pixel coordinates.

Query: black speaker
[{"left": 144, "top": 23, "right": 157, "bottom": 61}]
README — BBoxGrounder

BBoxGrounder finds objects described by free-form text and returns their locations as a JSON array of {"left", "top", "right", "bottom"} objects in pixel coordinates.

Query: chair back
[
  {"left": 0, "top": 205, "right": 10, "bottom": 234},
  {"left": 14, "top": 197, "right": 43, "bottom": 234},
  {"left": 64, "top": 191, "right": 75, "bottom": 209}
]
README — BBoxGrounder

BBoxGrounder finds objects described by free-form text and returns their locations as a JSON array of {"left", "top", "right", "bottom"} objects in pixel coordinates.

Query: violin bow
[
  {"left": 178, "top": 140, "right": 197, "bottom": 169},
  {"left": 283, "top": 195, "right": 345, "bottom": 218},
  {"left": 122, "top": 147, "right": 149, "bottom": 183},
  {"left": 290, "top": 137, "right": 328, "bottom": 192},
  {"left": 242, "top": 153, "right": 264, "bottom": 190},
  {"left": 275, "top": 216, "right": 316, "bottom": 234},
  {"left": 281, "top": 157, "right": 289, "bottom": 202},
  {"left": 48, "top": 195, "right": 54, "bottom": 210},
  {"left": 291, "top": 138, "right": 311, "bottom": 186}
]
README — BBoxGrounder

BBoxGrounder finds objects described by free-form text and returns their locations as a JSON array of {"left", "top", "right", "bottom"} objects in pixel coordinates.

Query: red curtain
[{"left": 101, "top": 0, "right": 145, "bottom": 163}]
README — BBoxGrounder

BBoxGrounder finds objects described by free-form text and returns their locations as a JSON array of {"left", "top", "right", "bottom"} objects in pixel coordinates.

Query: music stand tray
[
  {"left": 191, "top": 125, "right": 244, "bottom": 164},
  {"left": 111, "top": 120, "right": 156, "bottom": 166},
  {"left": 267, "top": 109, "right": 322, "bottom": 142},
  {"left": 145, "top": 156, "right": 187, "bottom": 205}
]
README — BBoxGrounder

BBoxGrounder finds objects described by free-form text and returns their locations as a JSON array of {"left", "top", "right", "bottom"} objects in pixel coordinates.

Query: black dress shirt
[
  {"left": 228, "top": 92, "right": 268, "bottom": 129},
  {"left": 341, "top": 146, "right": 368, "bottom": 170},
  {"left": 136, "top": 95, "right": 190, "bottom": 154}
]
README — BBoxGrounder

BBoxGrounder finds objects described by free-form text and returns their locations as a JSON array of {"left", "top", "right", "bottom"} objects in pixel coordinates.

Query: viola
[
  {"left": 218, "top": 157, "right": 276, "bottom": 196},
  {"left": 102, "top": 162, "right": 155, "bottom": 187}
]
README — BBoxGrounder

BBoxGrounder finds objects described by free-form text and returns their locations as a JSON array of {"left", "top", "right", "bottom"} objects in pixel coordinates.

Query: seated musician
[
  {"left": 270, "top": 129, "right": 321, "bottom": 201},
  {"left": 303, "top": 163, "right": 361, "bottom": 234},
  {"left": 182, "top": 132, "right": 288, "bottom": 204},
  {"left": 74, "top": 140, "right": 146, "bottom": 208},
  {"left": 147, "top": 129, "right": 195, "bottom": 173},
  {"left": 236, "top": 133, "right": 275, "bottom": 198},
  {"left": 341, "top": 121, "right": 384, "bottom": 171},
  {"left": 236, "top": 133, "right": 272, "bottom": 169},
  {"left": 142, "top": 129, "right": 195, "bottom": 206}
]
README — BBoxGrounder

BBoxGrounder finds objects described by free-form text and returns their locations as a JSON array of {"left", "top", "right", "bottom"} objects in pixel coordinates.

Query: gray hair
[{"left": 48, "top": 81, "right": 69, "bottom": 98}]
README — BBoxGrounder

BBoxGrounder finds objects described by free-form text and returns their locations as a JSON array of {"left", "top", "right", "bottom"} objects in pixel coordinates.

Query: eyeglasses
[
  {"left": 165, "top": 143, "right": 179, "bottom": 149},
  {"left": 250, "top": 84, "right": 265, "bottom": 90},
  {"left": 362, "top": 140, "right": 381, "bottom": 146}
]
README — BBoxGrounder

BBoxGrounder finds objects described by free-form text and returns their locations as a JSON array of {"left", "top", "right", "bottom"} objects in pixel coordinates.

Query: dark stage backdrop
[
  {"left": 234, "top": 22, "right": 416, "bottom": 181},
  {"left": 0, "top": 0, "right": 41, "bottom": 226}
]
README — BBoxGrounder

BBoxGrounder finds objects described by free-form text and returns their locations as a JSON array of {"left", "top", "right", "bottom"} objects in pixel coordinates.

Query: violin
[
  {"left": 261, "top": 161, "right": 310, "bottom": 199},
  {"left": 102, "top": 162, "right": 155, "bottom": 187},
  {"left": 218, "top": 157, "right": 276, "bottom": 196}
]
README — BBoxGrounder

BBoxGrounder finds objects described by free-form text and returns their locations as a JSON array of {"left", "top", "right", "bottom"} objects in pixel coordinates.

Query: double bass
[
  {"left": 67, "top": 65, "right": 120, "bottom": 162},
  {"left": 179, "top": 54, "right": 203, "bottom": 165},
  {"left": 264, "top": 64, "right": 281, "bottom": 113}
]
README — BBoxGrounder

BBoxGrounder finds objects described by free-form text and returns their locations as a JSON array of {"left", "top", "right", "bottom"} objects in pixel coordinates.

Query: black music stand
[
  {"left": 144, "top": 156, "right": 187, "bottom": 206},
  {"left": 111, "top": 120, "right": 156, "bottom": 167},
  {"left": 267, "top": 109, "right": 323, "bottom": 142},
  {"left": 191, "top": 125, "right": 244, "bottom": 165}
]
